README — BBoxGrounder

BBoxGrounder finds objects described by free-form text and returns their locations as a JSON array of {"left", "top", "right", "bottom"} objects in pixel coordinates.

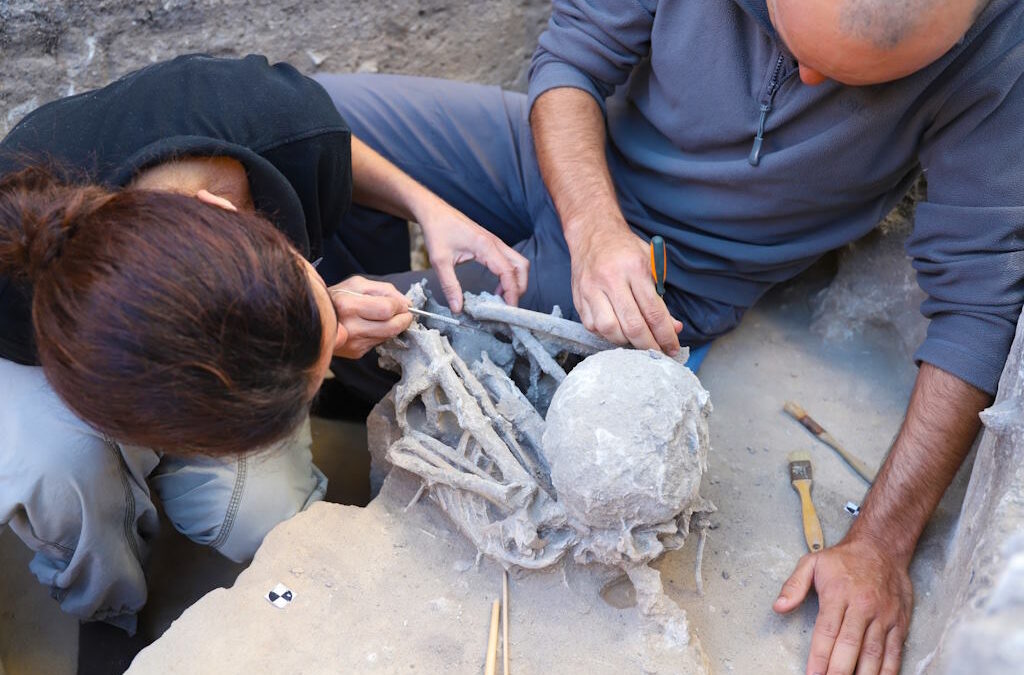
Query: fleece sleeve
[
  {"left": 911, "top": 44, "right": 1024, "bottom": 395},
  {"left": 527, "top": 0, "right": 658, "bottom": 113}
]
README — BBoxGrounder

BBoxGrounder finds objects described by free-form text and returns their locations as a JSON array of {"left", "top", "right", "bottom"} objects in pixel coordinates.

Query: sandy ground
[
  {"left": 0, "top": 269, "right": 971, "bottom": 673},
  {"left": 654, "top": 273, "right": 970, "bottom": 673}
]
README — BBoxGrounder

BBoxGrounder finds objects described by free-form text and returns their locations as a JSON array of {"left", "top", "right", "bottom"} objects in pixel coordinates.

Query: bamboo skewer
[
  {"left": 485, "top": 599, "right": 500, "bottom": 675},
  {"left": 783, "top": 401, "right": 878, "bottom": 483},
  {"left": 502, "top": 570, "right": 510, "bottom": 675}
]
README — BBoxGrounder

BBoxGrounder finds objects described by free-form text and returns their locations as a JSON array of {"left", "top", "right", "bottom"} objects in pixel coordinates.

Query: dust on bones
[{"left": 371, "top": 283, "right": 714, "bottom": 649}]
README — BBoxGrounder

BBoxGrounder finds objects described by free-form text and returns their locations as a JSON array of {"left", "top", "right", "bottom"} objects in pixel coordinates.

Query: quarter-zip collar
[{"left": 749, "top": 49, "right": 798, "bottom": 166}]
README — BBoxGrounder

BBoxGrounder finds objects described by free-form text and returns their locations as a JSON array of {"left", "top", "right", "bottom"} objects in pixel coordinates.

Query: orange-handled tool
[{"left": 650, "top": 235, "right": 667, "bottom": 297}]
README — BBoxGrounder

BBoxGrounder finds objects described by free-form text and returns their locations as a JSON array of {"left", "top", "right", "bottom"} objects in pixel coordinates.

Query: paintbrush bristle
[
  {"left": 787, "top": 450, "right": 811, "bottom": 463},
  {"left": 787, "top": 450, "right": 813, "bottom": 482}
]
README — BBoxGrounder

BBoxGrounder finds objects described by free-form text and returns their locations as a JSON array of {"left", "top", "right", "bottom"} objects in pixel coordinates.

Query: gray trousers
[
  {"left": 314, "top": 74, "right": 713, "bottom": 402},
  {"left": 0, "top": 358, "right": 326, "bottom": 634}
]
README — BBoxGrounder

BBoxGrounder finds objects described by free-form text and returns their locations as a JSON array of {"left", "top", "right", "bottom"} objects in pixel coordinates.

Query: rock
[
  {"left": 917, "top": 313, "right": 1024, "bottom": 674},
  {"left": 811, "top": 180, "right": 928, "bottom": 359}
]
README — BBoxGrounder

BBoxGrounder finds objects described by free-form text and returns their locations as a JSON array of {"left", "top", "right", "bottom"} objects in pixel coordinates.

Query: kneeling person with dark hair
[{"left": 0, "top": 54, "right": 529, "bottom": 633}]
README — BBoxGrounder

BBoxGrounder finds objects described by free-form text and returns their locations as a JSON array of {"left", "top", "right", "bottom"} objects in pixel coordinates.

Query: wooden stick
[
  {"left": 485, "top": 599, "right": 500, "bottom": 675},
  {"left": 783, "top": 401, "right": 878, "bottom": 483},
  {"left": 502, "top": 570, "right": 510, "bottom": 675}
]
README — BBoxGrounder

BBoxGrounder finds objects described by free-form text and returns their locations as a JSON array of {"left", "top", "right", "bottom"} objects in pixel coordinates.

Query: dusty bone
[
  {"left": 372, "top": 284, "right": 713, "bottom": 665},
  {"left": 472, "top": 354, "right": 552, "bottom": 494},
  {"left": 461, "top": 291, "right": 618, "bottom": 353}
]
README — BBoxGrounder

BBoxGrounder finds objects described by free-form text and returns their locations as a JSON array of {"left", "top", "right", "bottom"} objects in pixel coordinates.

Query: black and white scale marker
[{"left": 266, "top": 583, "right": 294, "bottom": 609}]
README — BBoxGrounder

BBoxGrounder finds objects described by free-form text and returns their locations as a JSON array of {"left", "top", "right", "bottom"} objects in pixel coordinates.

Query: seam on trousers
[
  {"left": 17, "top": 514, "right": 76, "bottom": 557},
  {"left": 210, "top": 454, "right": 247, "bottom": 551},
  {"left": 104, "top": 437, "right": 143, "bottom": 565}
]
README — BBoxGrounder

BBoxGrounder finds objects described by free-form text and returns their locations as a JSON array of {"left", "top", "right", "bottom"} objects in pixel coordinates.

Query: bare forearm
[
  {"left": 530, "top": 88, "right": 627, "bottom": 246},
  {"left": 350, "top": 136, "right": 436, "bottom": 222},
  {"left": 848, "top": 362, "right": 991, "bottom": 563}
]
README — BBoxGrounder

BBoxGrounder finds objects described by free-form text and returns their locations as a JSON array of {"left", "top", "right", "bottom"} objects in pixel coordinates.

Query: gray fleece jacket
[{"left": 528, "top": 0, "right": 1024, "bottom": 395}]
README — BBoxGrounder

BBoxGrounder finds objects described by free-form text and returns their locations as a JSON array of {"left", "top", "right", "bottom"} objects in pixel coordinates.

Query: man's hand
[
  {"left": 414, "top": 195, "right": 529, "bottom": 313},
  {"left": 568, "top": 220, "right": 682, "bottom": 353},
  {"left": 774, "top": 538, "right": 913, "bottom": 675},
  {"left": 530, "top": 88, "right": 682, "bottom": 353},
  {"left": 327, "top": 276, "right": 413, "bottom": 359},
  {"left": 773, "top": 363, "right": 990, "bottom": 674}
]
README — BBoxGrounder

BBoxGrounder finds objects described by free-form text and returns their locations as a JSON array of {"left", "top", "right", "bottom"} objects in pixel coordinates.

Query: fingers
[
  {"left": 472, "top": 241, "right": 528, "bottom": 307},
  {"left": 481, "top": 242, "right": 529, "bottom": 307},
  {"left": 806, "top": 603, "right": 845, "bottom": 675},
  {"left": 434, "top": 260, "right": 464, "bottom": 313},
  {"left": 854, "top": 622, "right": 887, "bottom": 675},
  {"left": 827, "top": 610, "right": 870, "bottom": 675},
  {"left": 581, "top": 288, "right": 683, "bottom": 353},
  {"left": 328, "top": 277, "right": 414, "bottom": 358},
  {"left": 577, "top": 280, "right": 683, "bottom": 353},
  {"left": 878, "top": 628, "right": 903, "bottom": 675},
  {"left": 335, "top": 276, "right": 410, "bottom": 303},
  {"left": 610, "top": 287, "right": 660, "bottom": 351},
  {"left": 586, "top": 292, "right": 629, "bottom": 345},
  {"left": 774, "top": 554, "right": 816, "bottom": 614},
  {"left": 333, "top": 313, "right": 414, "bottom": 359},
  {"left": 630, "top": 280, "right": 682, "bottom": 354},
  {"left": 327, "top": 282, "right": 407, "bottom": 321},
  {"left": 349, "top": 313, "right": 414, "bottom": 341},
  {"left": 508, "top": 249, "right": 530, "bottom": 302}
]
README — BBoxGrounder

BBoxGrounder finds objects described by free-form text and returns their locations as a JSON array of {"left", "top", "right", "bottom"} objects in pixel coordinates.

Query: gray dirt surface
[{"left": 1, "top": 0, "right": 552, "bottom": 136}]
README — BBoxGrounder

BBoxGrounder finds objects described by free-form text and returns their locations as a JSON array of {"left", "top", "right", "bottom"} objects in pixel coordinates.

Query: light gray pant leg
[
  {"left": 150, "top": 417, "right": 327, "bottom": 563},
  {"left": 0, "top": 358, "right": 326, "bottom": 633},
  {"left": 0, "top": 359, "right": 160, "bottom": 634}
]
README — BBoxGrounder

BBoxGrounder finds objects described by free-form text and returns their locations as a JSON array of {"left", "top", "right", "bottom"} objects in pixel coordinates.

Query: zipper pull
[{"left": 748, "top": 103, "right": 771, "bottom": 166}]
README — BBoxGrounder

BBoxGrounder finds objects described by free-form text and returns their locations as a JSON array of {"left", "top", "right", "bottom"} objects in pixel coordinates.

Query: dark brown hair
[{"left": 0, "top": 166, "right": 324, "bottom": 455}]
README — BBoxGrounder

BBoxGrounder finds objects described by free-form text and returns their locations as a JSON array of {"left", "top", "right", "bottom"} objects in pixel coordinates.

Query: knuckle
[
  {"left": 594, "top": 317, "right": 618, "bottom": 335},
  {"left": 622, "top": 316, "right": 647, "bottom": 338},
  {"left": 817, "top": 619, "right": 841, "bottom": 640},
  {"left": 861, "top": 639, "right": 885, "bottom": 660},
  {"left": 836, "top": 629, "right": 862, "bottom": 648},
  {"left": 825, "top": 666, "right": 854, "bottom": 675},
  {"left": 643, "top": 306, "right": 669, "bottom": 326},
  {"left": 811, "top": 643, "right": 832, "bottom": 660},
  {"left": 853, "top": 590, "right": 879, "bottom": 613}
]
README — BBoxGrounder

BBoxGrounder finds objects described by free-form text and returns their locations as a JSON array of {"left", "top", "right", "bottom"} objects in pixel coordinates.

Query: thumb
[
  {"left": 774, "top": 554, "right": 816, "bottom": 614},
  {"left": 435, "top": 261, "right": 463, "bottom": 313}
]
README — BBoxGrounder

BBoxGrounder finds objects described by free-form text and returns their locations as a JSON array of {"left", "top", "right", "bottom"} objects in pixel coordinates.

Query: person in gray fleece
[{"left": 316, "top": 0, "right": 1021, "bottom": 671}]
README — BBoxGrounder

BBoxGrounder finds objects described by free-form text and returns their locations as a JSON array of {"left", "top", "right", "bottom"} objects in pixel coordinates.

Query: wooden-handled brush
[
  {"left": 783, "top": 401, "right": 877, "bottom": 483},
  {"left": 787, "top": 450, "right": 824, "bottom": 553}
]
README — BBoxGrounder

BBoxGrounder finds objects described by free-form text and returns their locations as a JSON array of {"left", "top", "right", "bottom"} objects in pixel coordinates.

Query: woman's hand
[
  {"left": 415, "top": 195, "right": 529, "bottom": 313},
  {"left": 328, "top": 276, "right": 413, "bottom": 359}
]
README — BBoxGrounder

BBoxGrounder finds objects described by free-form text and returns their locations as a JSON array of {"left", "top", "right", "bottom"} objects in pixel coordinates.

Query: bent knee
[{"left": 154, "top": 419, "right": 327, "bottom": 562}]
